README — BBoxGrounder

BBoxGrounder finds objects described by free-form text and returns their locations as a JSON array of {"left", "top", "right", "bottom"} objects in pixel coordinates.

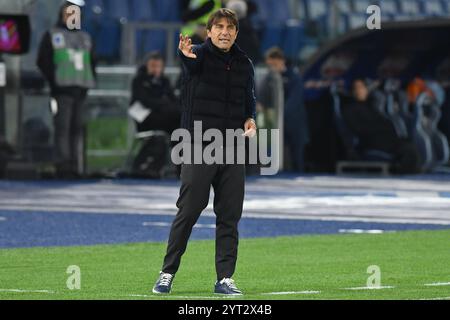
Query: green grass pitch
[{"left": 0, "top": 230, "right": 449, "bottom": 300}]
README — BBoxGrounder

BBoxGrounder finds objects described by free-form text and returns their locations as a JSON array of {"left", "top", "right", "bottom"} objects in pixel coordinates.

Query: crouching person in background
[{"left": 130, "top": 51, "right": 181, "bottom": 135}]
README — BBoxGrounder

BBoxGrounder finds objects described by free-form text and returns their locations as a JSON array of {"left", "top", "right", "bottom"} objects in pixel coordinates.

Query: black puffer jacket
[
  {"left": 130, "top": 66, "right": 180, "bottom": 133},
  {"left": 179, "top": 38, "right": 256, "bottom": 134}
]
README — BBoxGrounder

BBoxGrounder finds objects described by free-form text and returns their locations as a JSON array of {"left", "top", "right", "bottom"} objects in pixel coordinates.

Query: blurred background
[{"left": 1, "top": 0, "right": 450, "bottom": 180}]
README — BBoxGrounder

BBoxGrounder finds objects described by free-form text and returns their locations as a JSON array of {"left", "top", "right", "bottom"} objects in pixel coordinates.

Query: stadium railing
[
  {"left": 15, "top": 65, "right": 285, "bottom": 176},
  {"left": 121, "top": 22, "right": 182, "bottom": 66}
]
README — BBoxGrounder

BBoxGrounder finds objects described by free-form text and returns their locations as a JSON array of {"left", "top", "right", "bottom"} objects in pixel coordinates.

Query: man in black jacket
[
  {"left": 152, "top": 9, "right": 257, "bottom": 296},
  {"left": 342, "top": 79, "right": 420, "bottom": 174},
  {"left": 37, "top": 0, "right": 96, "bottom": 178},
  {"left": 130, "top": 51, "right": 180, "bottom": 134}
]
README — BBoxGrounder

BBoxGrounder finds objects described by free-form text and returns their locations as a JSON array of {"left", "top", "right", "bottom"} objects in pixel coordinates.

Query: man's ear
[{"left": 206, "top": 29, "right": 212, "bottom": 38}]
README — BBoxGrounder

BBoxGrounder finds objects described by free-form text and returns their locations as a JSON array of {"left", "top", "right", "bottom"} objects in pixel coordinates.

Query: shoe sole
[
  {"left": 213, "top": 292, "right": 243, "bottom": 296},
  {"left": 152, "top": 288, "right": 171, "bottom": 295}
]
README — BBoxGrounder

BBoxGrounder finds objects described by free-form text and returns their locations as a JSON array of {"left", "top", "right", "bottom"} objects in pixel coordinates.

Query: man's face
[
  {"left": 353, "top": 80, "right": 369, "bottom": 102},
  {"left": 265, "top": 57, "right": 286, "bottom": 73},
  {"left": 207, "top": 18, "right": 238, "bottom": 52},
  {"left": 147, "top": 59, "right": 164, "bottom": 78}
]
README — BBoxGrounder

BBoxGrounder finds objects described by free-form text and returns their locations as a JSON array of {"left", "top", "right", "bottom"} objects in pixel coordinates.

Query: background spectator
[
  {"left": 342, "top": 79, "right": 421, "bottom": 174},
  {"left": 226, "top": 0, "right": 260, "bottom": 63},
  {"left": 259, "top": 47, "right": 309, "bottom": 172},
  {"left": 130, "top": 51, "right": 181, "bottom": 135}
]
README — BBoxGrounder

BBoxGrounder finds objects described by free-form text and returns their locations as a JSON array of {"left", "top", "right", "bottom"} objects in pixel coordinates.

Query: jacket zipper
[{"left": 225, "top": 59, "right": 234, "bottom": 132}]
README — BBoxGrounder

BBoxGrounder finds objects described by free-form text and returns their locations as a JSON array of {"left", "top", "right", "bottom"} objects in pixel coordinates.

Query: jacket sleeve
[
  {"left": 36, "top": 32, "right": 55, "bottom": 88},
  {"left": 131, "top": 76, "right": 173, "bottom": 113},
  {"left": 90, "top": 41, "right": 98, "bottom": 82},
  {"left": 178, "top": 44, "right": 204, "bottom": 76},
  {"left": 245, "top": 61, "right": 257, "bottom": 120}
]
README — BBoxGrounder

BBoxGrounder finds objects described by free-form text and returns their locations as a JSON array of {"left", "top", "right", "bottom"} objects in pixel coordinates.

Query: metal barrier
[{"left": 121, "top": 22, "right": 182, "bottom": 66}]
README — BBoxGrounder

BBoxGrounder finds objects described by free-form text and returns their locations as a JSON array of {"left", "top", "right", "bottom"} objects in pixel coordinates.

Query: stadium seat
[
  {"left": 103, "top": 0, "right": 130, "bottom": 22},
  {"left": 82, "top": 0, "right": 104, "bottom": 32},
  {"left": 82, "top": 0, "right": 105, "bottom": 57},
  {"left": 282, "top": 21, "right": 306, "bottom": 60},
  {"left": 401, "top": 93, "right": 434, "bottom": 170},
  {"left": 398, "top": 0, "right": 421, "bottom": 15},
  {"left": 95, "top": 17, "right": 121, "bottom": 62},
  {"left": 303, "top": 0, "right": 329, "bottom": 20},
  {"left": 420, "top": 0, "right": 446, "bottom": 16},
  {"left": 129, "top": 0, "right": 153, "bottom": 22},
  {"left": 251, "top": 0, "right": 271, "bottom": 27},
  {"left": 270, "top": 0, "right": 292, "bottom": 25},
  {"left": 330, "top": 83, "right": 394, "bottom": 163},
  {"left": 377, "top": 0, "right": 399, "bottom": 16},
  {"left": 151, "top": 0, "right": 180, "bottom": 22},
  {"left": 383, "top": 80, "right": 409, "bottom": 138},
  {"left": 393, "top": 14, "right": 415, "bottom": 21},
  {"left": 336, "top": 0, "right": 352, "bottom": 14},
  {"left": 426, "top": 104, "right": 450, "bottom": 168},
  {"left": 140, "top": 30, "right": 167, "bottom": 59},
  {"left": 442, "top": 0, "right": 450, "bottom": 15},
  {"left": 260, "top": 25, "right": 285, "bottom": 53},
  {"left": 255, "top": 0, "right": 290, "bottom": 26},
  {"left": 343, "top": 13, "right": 367, "bottom": 30},
  {"left": 83, "top": 0, "right": 104, "bottom": 21},
  {"left": 351, "top": 0, "right": 372, "bottom": 13}
]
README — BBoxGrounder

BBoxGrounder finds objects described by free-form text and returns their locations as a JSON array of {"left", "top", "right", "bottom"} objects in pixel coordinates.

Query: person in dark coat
[
  {"left": 260, "top": 47, "right": 309, "bottom": 172},
  {"left": 226, "top": 0, "right": 260, "bottom": 64},
  {"left": 152, "top": 9, "right": 257, "bottom": 296},
  {"left": 130, "top": 51, "right": 180, "bottom": 135},
  {"left": 342, "top": 79, "right": 421, "bottom": 174}
]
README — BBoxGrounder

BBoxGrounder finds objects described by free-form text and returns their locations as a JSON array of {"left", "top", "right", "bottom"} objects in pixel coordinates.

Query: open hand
[{"left": 179, "top": 34, "right": 197, "bottom": 59}]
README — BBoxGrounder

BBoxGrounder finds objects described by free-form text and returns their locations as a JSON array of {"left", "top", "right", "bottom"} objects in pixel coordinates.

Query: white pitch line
[
  {"left": 343, "top": 286, "right": 395, "bottom": 290},
  {"left": 424, "top": 282, "right": 450, "bottom": 287},
  {"left": 0, "top": 289, "right": 55, "bottom": 294},
  {"left": 127, "top": 294, "right": 236, "bottom": 299},
  {"left": 338, "top": 229, "right": 386, "bottom": 234},
  {"left": 142, "top": 222, "right": 216, "bottom": 229},
  {"left": 261, "top": 291, "right": 321, "bottom": 295},
  {"left": 420, "top": 297, "right": 450, "bottom": 300}
]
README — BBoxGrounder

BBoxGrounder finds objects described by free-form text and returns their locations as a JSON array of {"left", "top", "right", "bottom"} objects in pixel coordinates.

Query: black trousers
[
  {"left": 162, "top": 162, "right": 245, "bottom": 280},
  {"left": 53, "top": 93, "right": 86, "bottom": 176}
]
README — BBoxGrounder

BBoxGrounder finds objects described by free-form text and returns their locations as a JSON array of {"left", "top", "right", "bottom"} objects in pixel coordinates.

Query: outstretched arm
[{"left": 178, "top": 34, "right": 204, "bottom": 74}]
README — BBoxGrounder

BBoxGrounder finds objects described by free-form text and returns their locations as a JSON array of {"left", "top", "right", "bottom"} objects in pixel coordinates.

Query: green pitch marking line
[{"left": 0, "top": 230, "right": 449, "bottom": 300}]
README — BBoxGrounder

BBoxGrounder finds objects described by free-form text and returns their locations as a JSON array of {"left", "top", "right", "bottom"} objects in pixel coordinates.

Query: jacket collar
[{"left": 205, "top": 38, "right": 247, "bottom": 62}]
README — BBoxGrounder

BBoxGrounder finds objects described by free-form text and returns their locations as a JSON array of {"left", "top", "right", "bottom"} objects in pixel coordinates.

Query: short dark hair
[
  {"left": 206, "top": 8, "right": 239, "bottom": 31},
  {"left": 265, "top": 47, "right": 285, "bottom": 61},
  {"left": 145, "top": 51, "right": 164, "bottom": 62}
]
